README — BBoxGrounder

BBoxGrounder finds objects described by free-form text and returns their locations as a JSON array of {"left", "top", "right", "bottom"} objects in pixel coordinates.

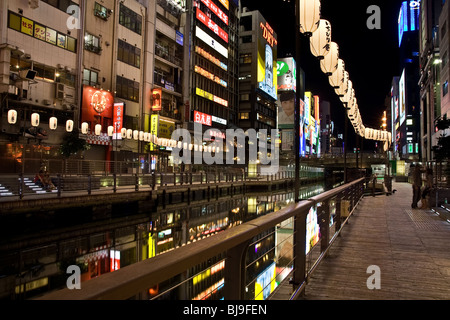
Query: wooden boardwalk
[{"left": 299, "top": 181, "right": 450, "bottom": 300}]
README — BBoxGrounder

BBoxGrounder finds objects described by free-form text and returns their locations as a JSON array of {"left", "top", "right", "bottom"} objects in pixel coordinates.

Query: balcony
[
  {"left": 155, "top": 43, "right": 182, "bottom": 67},
  {"left": 154, "top": 72, "right": 181, "bottom": 95}
]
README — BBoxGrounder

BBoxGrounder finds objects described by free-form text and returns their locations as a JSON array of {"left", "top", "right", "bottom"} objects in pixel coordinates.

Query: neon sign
[
  {"left": 195, "top": 46, "right": 227, "bottom": 71},
  {"left": 194, "top": 111, "right": 212, "bottom": 126},
  {"left": 260, "top": 22, "right": 277, "bottom": 47},
  {"left": 195, "top": 65, "right": 228, "bottom": 87},
  {"left": 196, "top": 8, "right": 228, "bottom": 43},
  {"left": 196, "top": 87, "right": 228, "bottom": 107},
  {"left": 200, "top": 0, "right": 228, "bottom": 25}
]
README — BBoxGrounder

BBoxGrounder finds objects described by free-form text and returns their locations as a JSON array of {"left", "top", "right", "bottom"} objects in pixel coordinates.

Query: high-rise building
[
  {"left": 393, "top": 0, "right": 421, "bottom": 161},
  {"left": 419, "top": 0, "right": 442, "bottom": 162}
]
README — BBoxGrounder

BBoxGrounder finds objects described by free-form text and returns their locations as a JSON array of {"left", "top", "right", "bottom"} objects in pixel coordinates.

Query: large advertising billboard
[
  {"left": 398, "top": 1, "right": 421, "bottom": 47},
  {"left": 277, "top": 91, "right": 295, "bottom": 130},
  {"left": 399, "top": 69, "right": 406, "bottom": 126},
  {"left": 257, "top": 16, "right": 278, "bottom": 100},
  {"left": 277, "top": 57, "right": 296, "bottom": 93},
  {"left": 81, "top": 86, "right": 114, "bottom": 134}
]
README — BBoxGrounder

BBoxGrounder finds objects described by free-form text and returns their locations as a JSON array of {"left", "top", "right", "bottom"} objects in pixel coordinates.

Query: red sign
[
  {"left": 200, "top": 0, "right": 228, "bottom": 25},
  {"left": 196, "top": 8, "right": 228, "bottom": 43},
  {"left": 113, "top": 103, "right": 124, "bottom": 136},
  {"left": 194, "top": 111, "right": 212, "bottom": 126},
  {"left": 152, "top": 88, "right": 162, "bottom": 111},
  {"left": 260, "top": 22, "right": 277, "bottom": 47},
  {"left": 81, "top": 86, "right": 114, "bottom": 134}
]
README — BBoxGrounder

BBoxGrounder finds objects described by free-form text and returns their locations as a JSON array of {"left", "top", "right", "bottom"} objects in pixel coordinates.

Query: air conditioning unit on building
[{"left": 56, "top": 83, "right": 65, "bottom": 100}]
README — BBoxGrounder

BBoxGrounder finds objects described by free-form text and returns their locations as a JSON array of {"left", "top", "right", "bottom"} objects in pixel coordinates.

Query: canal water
[{"left": 0, "top": 176, "right": 342, "bottom": 300}]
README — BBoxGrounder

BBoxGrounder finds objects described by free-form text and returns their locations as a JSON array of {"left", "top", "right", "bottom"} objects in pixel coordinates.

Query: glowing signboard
[
  {"left": 194, "top": 111, "right": 212, "bottom": 126},
  {"left": 196, "top": 26, "right": 228, "bottom": 58},
  {"left": 195, "top": 65, "right": 228, "bottom": 87},
  {"left": 200, "top": 0, "right": 228, "bottom": 25},
  {"left": 257, "top": 15, "right": 278, "bottom": 100},
  {"left": 196, "top": 8, "right": 228, "bottom": 43}
]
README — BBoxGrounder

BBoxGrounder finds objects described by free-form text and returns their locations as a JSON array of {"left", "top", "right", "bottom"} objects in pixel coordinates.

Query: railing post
[
  {"left": 223, "top": 242, "right": 249, "bottom": 300},
  {"left": 113, "top": 173, "right": 117, "bottom": 193},
  {"left": 88, "top": 174, "right": 92, "bottom": 195},
  {"left": 57, "top": 174, "right": 61, "bottom": 198},
  {"left": 135, "top": 174, "right": 139, "bottom": 191},
  {"left": 291, "top": 211, "right": 307, "bottom": 293},
  {"left": 19, "top": 173, "right": 24, "bottom": 200},
  {"left": 174, "top": 173, "right": 176, "bottom": 186},
  {"left": 320, "top": 200, "right": 330, "bottom": 254}
]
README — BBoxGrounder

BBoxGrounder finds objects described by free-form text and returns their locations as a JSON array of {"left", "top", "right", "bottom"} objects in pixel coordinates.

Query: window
[
  {"left": 94, "top": 2, "right": 111, "bottom": 20},
  {"left": 83, "top": 69, "right": 98, "bottom": 86},
  {"left": 116, "top": 76, "right": 140, "bottom": 102},
  {"left": 239, "top": 53, "right": 252, "bottom": 64},
  {"left": 118, "top": 40, "right": 141, "bottom": 68},
  {"left": 42, "top": 0, "right": 77, "bottom": 13},
  {"left": 33, "top": 63, "right": 56, "bottom": 81},
  {"left": 443, "top": 81, "right": 449, "bottom": 97},
  {"left": 85, "top": 33, "right": 101, "bottom": 54},
  {"left": 239, "top": 113, "right": 250, "bottom": 120},
  {"left": 240, "top": 93, "right": 250, "bottom": 101},
  {"left": 56, "top": 70, "right": 76, "bottom": 87},
  {"left": 119, "top": 3, "right": 142, "bottom": 35}
]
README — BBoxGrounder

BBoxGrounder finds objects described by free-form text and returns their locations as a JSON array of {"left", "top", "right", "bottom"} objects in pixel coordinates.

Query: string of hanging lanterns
[
  {"left": 6, "top": 110, "right": 221, "bottom": 154},
  {"left": 300, "top": 0, "right": 391, "bottom": 152}
]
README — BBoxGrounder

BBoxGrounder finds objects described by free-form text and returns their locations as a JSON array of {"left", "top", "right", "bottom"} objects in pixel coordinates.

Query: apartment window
[
  {"left": 443, "top": 51, "right": 448, "bottom": 68},
  {"left": 33, "top": 63, "right": 56, "bottom": 81},
  {"left": 443, "top": 81, "right": 449, "bottom": 97},
  {"left": 42, "top": 0, "right": 77, "bottom": 13},
  {"left": 85, "top": 33, "right": 101, "bottom": 54},
  {"left": 119, "top": 3, "right": 142, "bottom": 35},
  {"left": 116, "top": 76, "right": 140, "bottom": 102},
  {"left": 240, "top": 93, "right": 250, "bottom": 101},
  {"left": 239, "top": 53, "right": 252, "bottom": 64},
  {"left": 118, "top": 40, "right": 141, "bottom": 68},
  {"left": 83, "top": 69, "right": 98, "bottom": 86},
  {"left": 94, "top": 2, "right": 111, "bottom": 20},
  {"left": 239, "top": 113, "right": 250, "bottom": 120},
  {"left": 56, "top": 70, "right": 76, "bottom": 87}
]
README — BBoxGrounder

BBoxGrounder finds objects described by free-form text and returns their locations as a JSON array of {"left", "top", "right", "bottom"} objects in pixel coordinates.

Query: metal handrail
[{"left": 36, "top": 177, "right": 364, "bottom": 300}]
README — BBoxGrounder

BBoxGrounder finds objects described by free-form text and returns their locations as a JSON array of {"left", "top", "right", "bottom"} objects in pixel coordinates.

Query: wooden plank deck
[{"left": 295, "top": 181, "right": 450, "bottom": 300}]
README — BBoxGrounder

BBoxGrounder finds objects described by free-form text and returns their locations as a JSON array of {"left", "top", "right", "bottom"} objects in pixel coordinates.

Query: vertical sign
[
  {"left": 152, "top": 88, "right": 162, "bottom": 111},
  {"left": 150, "top": 114, "right": 159, "bottom": 151},
  {"left": 113, "top": 103, "right": 124, "bottom": 140}
]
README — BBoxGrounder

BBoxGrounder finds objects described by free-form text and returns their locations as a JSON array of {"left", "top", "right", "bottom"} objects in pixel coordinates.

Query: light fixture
[
  {"left": 121, "top": 127, "right": 127, "bottom": 139},
  {"left": 310, "top": 19, "right": 331, "bottom": 59},
  {"left": 49, "top": 117, "right": 58, "bottom": 130},
  {"left": 8, "top": 109, "right": 17, "bottom": 124},
  {"left": 299, "top": 0, "right": 321, "bottom": 36},
  {"left": 95, "top": 124, "right": 102, "bottom": 135},
  {"left": 133, "top": 130, "right": 139, "bottom": 140},
  {"left": 127, "top": 129, "right": 133, "bottom": 139},
  {"left": 81, "top": 122, "right": 89, "bottom": 134},
  {"left": 107, "top": 125, "right": 114, "bottom": 137},
  {"left": 320, "top": 42, "right": 339, "bottom": 75},
  {"left": 31, "top": 113, "right": 40, "bottom": 127},
  {"left": 139, "top": 131, "right": 144, "bottom": 141},
  {"left": 66, "top": 120, "right": 74, "bottom": 132}
]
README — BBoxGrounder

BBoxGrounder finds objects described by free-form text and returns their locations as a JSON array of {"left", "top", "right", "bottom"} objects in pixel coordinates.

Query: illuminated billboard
[
  {"left": 398, "top": 1, "right": 421, "bottom": 47},
  {"left": 399, "top": 69, "right": 406, "bottom": 126},
  {"left": 277, "top": 57, "right": 296, "bottom": 92},
  {"left": 277, "top": 91, "right": 295, "bottom": 130},
  {"left": 304, "top": 92, "right": 312, "bottom": 126},
  {"left": 257, "top": 16, "right": 278, "bottom": 100},
  {"left": 81, "top": 86, "right": 114, "bottom": 133},
  {"left": 255, "top": 262, "right": 277, "bottom": 300},
  {"left": 306, "top": 206, "right": 320, "bottom": 254}
]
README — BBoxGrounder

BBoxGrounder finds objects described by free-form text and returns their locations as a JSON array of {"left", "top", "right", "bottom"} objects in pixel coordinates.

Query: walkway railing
[{"left": 36, "top": 177, "right": 364, "bottom": 300}]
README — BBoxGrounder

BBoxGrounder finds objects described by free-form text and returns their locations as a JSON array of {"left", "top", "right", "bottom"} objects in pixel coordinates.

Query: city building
[
  {"left": 393, "top": 0, "right": 421, "bottom": 161},
  {"left": 419, "top": 0, "right": 443, "bottom": 162}
]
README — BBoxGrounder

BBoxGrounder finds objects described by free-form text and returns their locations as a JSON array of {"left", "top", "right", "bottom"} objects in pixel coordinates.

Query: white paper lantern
[
  {"left": 49, "top": 117, "right": 58, "bottom": 130},
  {"left": 31, "top": 113, "right": 40, "bottom": 127},
  {"left": 107, "top": 126, "right": 114, "bottom": 137},
  {"left": 81, "top": 122, "right": 89, "bottom": 134},
  {"left": 310, "top": 19, "right": 331, "bottom": 59},
  {"left": 95, "top": 124, "right": 102, "bottom": 135},
  {"left": 320, "top": 42, "right": 339, "bottom": 75},
  {"left": 194, "top": 144, "right": 199, "bottom": 151},
  {"left": 299, "top": 0, "right": 321, "bottom": 35},
  {"left": 66, "top": 120, "right": 74, "bottom": 132},
  {"left": 335, "top": 71, "right": 349, "bottom": 97},
  {"left": 329, "top": 59, "right": 345, "bottom": 89},
  {"left": 121, "top": 128, "right": 127, "bottom": 139},
  {"left": 340, "top": 80, "right": 353, "bottom": 104},
  {"left": 189, "top": 143, "right": 193, "bottom": 151},
  {"left": 144, "top": 132, "right": 149, "bottom": 142},
  {"left": 133, "top": 130, "right": 139, "bottom": 140},
  {"left": 8, "top": 109, "right": 17, "bottom": 124},
  {"left": 139, "top": 131, "right": 144, "bottom": 141},
  {"left": 127, "top": 129, "right": 133, "bottom": 139}
]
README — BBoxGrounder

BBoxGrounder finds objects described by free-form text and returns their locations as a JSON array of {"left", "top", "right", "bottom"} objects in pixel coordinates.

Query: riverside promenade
[{"left": 297, "top": 181, "right": 450, "bottom": 300}]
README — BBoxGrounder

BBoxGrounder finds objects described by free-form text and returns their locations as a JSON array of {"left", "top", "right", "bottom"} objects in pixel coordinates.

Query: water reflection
[{"left": 0, "top": 182, "right": 329, "bottom": 300}]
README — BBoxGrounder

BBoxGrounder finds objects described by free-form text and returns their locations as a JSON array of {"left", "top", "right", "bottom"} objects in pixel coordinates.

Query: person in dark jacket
[{"left": 411, "top": 165, "right": 422, "bottom": 209}]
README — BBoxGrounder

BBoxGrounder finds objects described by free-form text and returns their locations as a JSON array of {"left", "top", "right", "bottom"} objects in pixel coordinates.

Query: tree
[{"left": 59, "top": 130, "right": 90, "bottom": 158}]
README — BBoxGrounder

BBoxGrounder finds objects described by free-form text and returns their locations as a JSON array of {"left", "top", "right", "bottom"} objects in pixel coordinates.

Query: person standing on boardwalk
[{"left": 411, "top": 164, "right": 422, "bottom": 209}]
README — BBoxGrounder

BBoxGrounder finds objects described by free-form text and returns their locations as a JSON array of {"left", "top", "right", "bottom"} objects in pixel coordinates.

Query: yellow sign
[
  {"left": 150, "top": 115, "right": 159, "bottom": 151},
  {"left": 159, "top": 119, "right": 175, "bottom": 139},
  {"left": 218, "top": 0, "right": 229, "bottom": 10},
  {"left": 34, "top": 23, "right": 46, "bottom": 41},
  {"left": 21, "top": 17, "right": 34, "bottom": 36}
]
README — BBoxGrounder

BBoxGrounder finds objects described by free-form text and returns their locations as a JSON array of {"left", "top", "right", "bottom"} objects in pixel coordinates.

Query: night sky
[{"left": 240, "top": 0, "right": 407, "bottom": 150}]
